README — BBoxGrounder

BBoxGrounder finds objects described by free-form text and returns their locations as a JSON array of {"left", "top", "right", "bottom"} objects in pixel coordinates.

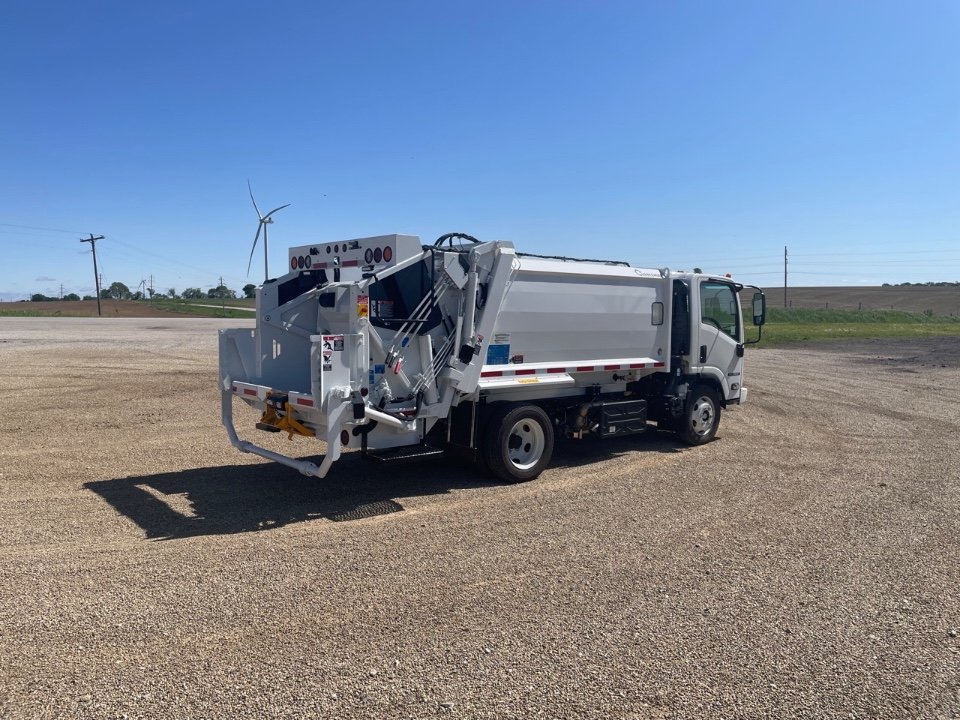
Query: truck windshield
[{"left": 700, "top": 281, "right": 740, "bottom": 340}]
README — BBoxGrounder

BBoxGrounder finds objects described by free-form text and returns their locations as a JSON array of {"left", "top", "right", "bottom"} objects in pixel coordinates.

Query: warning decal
[
  {"left": 357, "top": 295, "right": 369, "bottom": 319},
  {"left": 322, "top": 335, "right": 345, "bottom": 372}
]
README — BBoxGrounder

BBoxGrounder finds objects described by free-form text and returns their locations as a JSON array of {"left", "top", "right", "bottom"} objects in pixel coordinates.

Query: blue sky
[{"left": 1, "top": 1, "right": 957, "bottom": 299}]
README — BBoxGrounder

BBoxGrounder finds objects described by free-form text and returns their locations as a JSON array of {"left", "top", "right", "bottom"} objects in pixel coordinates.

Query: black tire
[
  {"left": 678, "top": 384, "right": 721, "bottom": 445},
  {"left": 482, "top": 404, "right": 554, "bottom": 483}
]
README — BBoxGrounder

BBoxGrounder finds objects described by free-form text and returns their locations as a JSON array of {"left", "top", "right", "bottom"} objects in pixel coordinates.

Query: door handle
[{"left": 699, "top": 345, "right": 707, "bottom": 363}]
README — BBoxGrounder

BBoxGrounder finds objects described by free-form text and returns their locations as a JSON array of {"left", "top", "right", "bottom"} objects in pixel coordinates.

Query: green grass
[
  {"left": 146, "top": 300, "right": 256, "bottom": 318},
  {"left": 750, "top": 308, "right": 960, "bottom": 346},
  {"left": 0, "top": 308, "right": 48, "bottom": 317}
]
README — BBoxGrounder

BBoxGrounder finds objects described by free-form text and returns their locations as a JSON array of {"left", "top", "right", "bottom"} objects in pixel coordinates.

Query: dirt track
[{"left": 1, "top": 318, "right": 958, "bottom": 719}]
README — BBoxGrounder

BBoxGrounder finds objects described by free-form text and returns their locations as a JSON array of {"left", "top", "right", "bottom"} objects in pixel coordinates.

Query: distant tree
[
  {"left": 208, "top": 284, "right": 236, "bottom": 300},
  {"left": 182, "top": 287, "right": 204, "bottom": 300},
  {"left": 132, "top": 291, "right": 144, "bottom": 301},
  {"left": 167, "top": 288, "right": 177, "bottom": 299},
  {"left": 100, "top": 288, "right": 112, "bottom": 299},
  {"left": 30, "top": 293, "right": 51, "bottom": 302},
  {"left": 147, "top": 287, "right": 156, "bottom": 299},
  {"left": 63, "top": 293, "right": 81, "bottom": 301},
  {"left": 108, "top": 281, "right": 131, "bottom": 299},
  {"left": 82, "top": 295, "right": 96, "bottom": 301},
  {"left": 242, "top": 283, "right": 256, "bottom": 299}
]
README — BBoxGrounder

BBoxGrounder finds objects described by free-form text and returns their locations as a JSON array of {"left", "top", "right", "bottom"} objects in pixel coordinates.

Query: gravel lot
[{"left": 1, "top": 318, "right": 958, "bottom": 719}]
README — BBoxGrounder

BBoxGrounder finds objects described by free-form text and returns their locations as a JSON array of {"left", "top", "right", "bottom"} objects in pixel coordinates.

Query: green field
[
  {"left": 0, "top": 308, "right": 50, "bottom": 317},
  {"left": 145, "top": 299, "right": 256, "bottom": 318},
  {"left": 0, "top": 298, "right": 256, "bottom": 319},
  {"left": 750, "top": 308, "right": 960, "bottom": 347}
]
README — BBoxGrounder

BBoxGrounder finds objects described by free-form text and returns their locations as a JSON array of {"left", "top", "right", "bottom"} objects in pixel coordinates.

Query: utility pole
[
  {"left": 59, "top": 283, "right": 63, "bottom": 300},
  {"left": 149, "top": 274, "right": 154, "bottom": 303},
  {"left": 80, "top": 234, "right": 104, "bottom": 316},
  {"left": 784, "top": 245, "right": 788, "bottom": 309},
  {"left": 220, "top": 274, "right": 225, "bottom": 315}
]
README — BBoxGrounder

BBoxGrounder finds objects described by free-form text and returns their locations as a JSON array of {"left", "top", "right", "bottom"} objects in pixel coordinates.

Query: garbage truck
[{"left": 219, "top": 233, "right": 766, "bottom": 482}]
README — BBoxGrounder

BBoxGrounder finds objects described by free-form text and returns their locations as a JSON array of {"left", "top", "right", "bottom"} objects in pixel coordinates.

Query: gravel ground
[{"left": 1, "top": 318, "right": 958, "bottom": 719}]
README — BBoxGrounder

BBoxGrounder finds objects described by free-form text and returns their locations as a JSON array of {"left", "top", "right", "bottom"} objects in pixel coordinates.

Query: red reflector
[
  {"left": 547, "top": 367, "right": 566, "bottom": 374},
  {"left": 654, "top": 362, "right": 665, "bottom": 367},
  {"left": 576, "top": 366, "right": 593, "bottom": 372},
  {"left": 629, "top": 363, "right": 645, "bottom": 369},
  {"left": 290, "top": 257, "right": 298, "bottom": 269},
  {"left": 340, "top": 430, "right": 350, "bottom": 446},
  {"left": 296, "top": 398, "right": 314, "bottom": 407},
  {"left": 604, "top": 364, "right": 620, "bottom": 370},
  {"left": 242, "top": 388, "right": 257, "bottom": 396},
  {"left": 481, "top": 370, "right": 503, "bottom": 378},
  {"left": 342, "top": 259, "right": 359, "bottom": 267},
  {"left": 383, "top": 246, "right": 393, "bottom": 262},
  {"left": 515, "top": 369, "right": 535, "bottom": 375},
  {"left": 231, "top": 385, "right": 238, "bottom": 392}
]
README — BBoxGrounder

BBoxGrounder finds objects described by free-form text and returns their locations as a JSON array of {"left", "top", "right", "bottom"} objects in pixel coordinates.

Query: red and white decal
[{"left": 480, "top": 359, "right": 665, "bottom": 379}]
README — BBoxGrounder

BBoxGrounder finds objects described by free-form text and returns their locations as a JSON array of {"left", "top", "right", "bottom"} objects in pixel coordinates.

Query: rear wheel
[
  {"left": 483, "top": 404, "right": 554, "bottom": 483},
  {"left": 678, "top": 384, "right": 721, "bottom": 445}
]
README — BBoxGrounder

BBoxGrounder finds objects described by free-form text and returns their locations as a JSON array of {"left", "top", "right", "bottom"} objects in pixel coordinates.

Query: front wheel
[
  {"left": 678, "top": 384, "right": 721, "bottom": 445},
  {"left": 483, "top": 404, "right": 555, "bottom": 483}
]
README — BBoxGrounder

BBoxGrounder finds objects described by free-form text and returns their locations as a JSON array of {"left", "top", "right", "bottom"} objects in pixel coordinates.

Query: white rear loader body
[{"left": 219, "top": 234, "right": 766, "bottom": 482}]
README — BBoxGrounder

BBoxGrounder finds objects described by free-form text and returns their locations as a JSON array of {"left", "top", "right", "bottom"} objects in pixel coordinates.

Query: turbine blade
[
  {"left": 247, "top": 180, "right": 263, "bottom": 219},
  {"left": 263, "top": 224, "right": 269, "bottom": 280},
  {"left": 246, "top": 224, "right": 263, "bottom": 276},
  {"left": 263, "top": 203, "right": 291, "bottom": 221}
]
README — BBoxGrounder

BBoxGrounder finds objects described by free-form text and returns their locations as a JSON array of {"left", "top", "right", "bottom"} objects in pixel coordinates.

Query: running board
[{"left": 363, "top": 444, "right": 445, "bottom": 464}]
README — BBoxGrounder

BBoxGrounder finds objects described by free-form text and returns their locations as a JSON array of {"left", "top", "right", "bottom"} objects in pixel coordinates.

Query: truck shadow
[
  {"left": 84, "top": 455, "right": 487, "bottom": 541},
  {"left": 84, "top": 431, "right": 689, "bottom": 541},
  {"left": 552, "top": 429, "right": 687, "bottom": 466}
]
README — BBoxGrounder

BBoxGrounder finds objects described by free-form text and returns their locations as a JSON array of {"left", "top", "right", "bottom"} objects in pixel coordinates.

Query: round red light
[
  {"left": 382, "top": 246, "right": 393, "bottom": 262},
  {"left": 340, "top": 430, "right": 350, "bottom": 446}
]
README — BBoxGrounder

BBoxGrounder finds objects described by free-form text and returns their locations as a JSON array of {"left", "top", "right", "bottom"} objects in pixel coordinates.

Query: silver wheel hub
[
  {"left": 507, "top": 419, "right": 545, "bottom": 470},
  {"left": 690, "top": 397, "right": 715, "bottom": 437}
]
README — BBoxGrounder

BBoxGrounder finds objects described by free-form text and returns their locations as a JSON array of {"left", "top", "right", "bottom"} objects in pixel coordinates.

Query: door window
[{"left": 700, "top": 282, "right": 740, "bottom": 340}]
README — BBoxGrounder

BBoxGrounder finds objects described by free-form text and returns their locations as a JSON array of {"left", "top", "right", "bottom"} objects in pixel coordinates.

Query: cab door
[{"left": 692, "top": 279, "right": 743, "bottom": 402}]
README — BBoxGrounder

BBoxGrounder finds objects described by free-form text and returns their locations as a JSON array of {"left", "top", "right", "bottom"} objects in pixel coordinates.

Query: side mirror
[{"left": 752, "top": 292, "right": 766, "bottom": 326}]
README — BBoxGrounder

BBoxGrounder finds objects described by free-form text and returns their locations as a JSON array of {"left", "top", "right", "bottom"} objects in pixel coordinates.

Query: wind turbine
[{"left": 246, "top": 180, "right": 290, "bottom": 281}]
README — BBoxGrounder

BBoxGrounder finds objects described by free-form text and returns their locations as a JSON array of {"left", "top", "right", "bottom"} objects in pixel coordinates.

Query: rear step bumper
[{"left": 221, "top": 381, "right": 347, "bottom": 479}]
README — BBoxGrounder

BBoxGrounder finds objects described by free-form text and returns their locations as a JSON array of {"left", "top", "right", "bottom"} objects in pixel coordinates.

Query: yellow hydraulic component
[{"left": 259, "top": 402, "right": 315, "bottom": 440}]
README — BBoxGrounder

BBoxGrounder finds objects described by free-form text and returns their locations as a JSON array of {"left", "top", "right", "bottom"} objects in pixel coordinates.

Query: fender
[{"left": 694, "top": 367, "right": 729, "bottom": 406}]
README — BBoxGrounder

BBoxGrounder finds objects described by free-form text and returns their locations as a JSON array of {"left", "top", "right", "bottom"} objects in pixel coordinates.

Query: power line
[{"left": 0, "top": 222, "right": 85, "bottom": 234}]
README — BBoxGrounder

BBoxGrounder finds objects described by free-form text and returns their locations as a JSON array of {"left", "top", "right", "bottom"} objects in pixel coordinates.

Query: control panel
[{"left": 287, "top": 234, "right": 422, "bottom": 274}]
